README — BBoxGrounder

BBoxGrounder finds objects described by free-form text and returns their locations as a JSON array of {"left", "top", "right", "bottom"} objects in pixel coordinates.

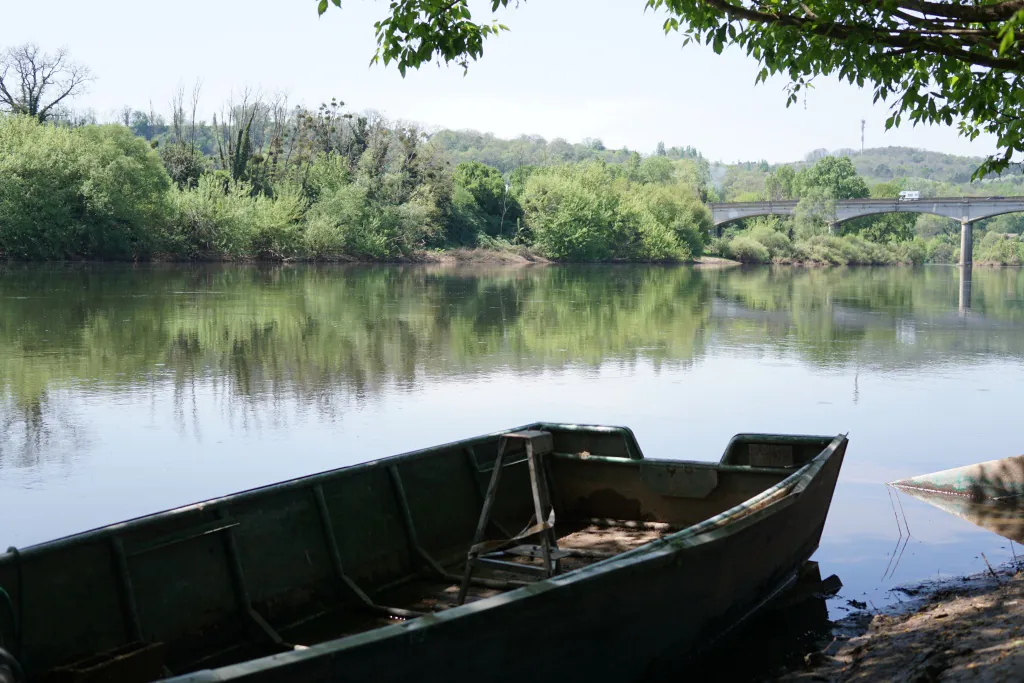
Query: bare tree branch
[{"left": 0, "top": 43, "right": 92, "bottom": 121}]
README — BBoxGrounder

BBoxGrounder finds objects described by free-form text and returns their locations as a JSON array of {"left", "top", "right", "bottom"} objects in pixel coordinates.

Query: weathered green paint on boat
[
  {"left": 893, "top": 486, "right": 1024, "bottom": 544},
  {"left": 0, "top": 423, "right": 847, "bottom": 683},
  {"left": 890, "top": 455, "right": 1024, "bottom": 502}
]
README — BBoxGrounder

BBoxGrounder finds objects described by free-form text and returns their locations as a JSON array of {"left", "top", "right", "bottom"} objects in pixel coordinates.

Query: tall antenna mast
[{"left": 861, "top": 119, "right": 866, "bottom": 153}]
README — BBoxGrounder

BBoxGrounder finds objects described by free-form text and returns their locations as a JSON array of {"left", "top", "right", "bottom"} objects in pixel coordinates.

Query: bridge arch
[
  {"left": 832, "top": 206, "right": 1024, "bottom": 226},
  {"left": 713, "top": 211, "right": 794, "bottom": 229}
]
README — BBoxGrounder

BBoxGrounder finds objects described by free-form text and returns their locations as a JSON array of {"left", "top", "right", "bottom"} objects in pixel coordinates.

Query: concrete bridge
[{"left": 708, "top": 196, "right": 1024, "bottom": 266}]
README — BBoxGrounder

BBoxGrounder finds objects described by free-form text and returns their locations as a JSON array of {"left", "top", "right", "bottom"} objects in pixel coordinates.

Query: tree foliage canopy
[
  {"left": 318, "top": 0, "right": 1024, "bottom": 177},
  {"left": 793, "top": 156, "right": 870, "bottom": 200}
]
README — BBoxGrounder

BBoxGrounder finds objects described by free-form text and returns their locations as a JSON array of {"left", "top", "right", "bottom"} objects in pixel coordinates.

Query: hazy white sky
[{"left": 2, "top": 0, "right": 999, "bottom": 164}]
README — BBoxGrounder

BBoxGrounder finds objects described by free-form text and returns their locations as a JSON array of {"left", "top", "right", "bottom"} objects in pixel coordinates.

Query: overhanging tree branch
[{"left": 315, "top": 0, "right": 1024, "bottom": 176}]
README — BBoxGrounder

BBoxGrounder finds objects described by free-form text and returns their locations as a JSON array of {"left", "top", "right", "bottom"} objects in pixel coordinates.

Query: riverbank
[
  {"left": 1, "top": 248, "right": 748, "bottom": 267},
  {"left": 782, "top": 564, "right": 1024, "bottom": 681},
  {"left": 395, "top": 250, "right": 743, "bottom": 266}
]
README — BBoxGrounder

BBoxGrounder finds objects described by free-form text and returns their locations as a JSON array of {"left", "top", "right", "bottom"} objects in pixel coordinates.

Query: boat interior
[{"left": 0, "top": 424, "right": 836, "bottom": 682}]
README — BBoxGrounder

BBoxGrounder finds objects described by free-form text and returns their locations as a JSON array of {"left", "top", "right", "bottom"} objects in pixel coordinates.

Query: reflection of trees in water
[
  {"left": 3, "top": 264, "right": 1024, "bottom": 467},
  {"left": 707, "top": 266, "right": 1024, "bottom": 369},
  {"left": 0, "top": 390, "right": 87, "bottom": 470}
]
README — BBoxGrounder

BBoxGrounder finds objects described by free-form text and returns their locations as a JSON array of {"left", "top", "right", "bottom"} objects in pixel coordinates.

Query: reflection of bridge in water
[
  {"left": 709, "top": 197, "right": 1024, "bottom": 267},
  {"left": 709, "top": 268, "right": 1009, "bottom": 336}
]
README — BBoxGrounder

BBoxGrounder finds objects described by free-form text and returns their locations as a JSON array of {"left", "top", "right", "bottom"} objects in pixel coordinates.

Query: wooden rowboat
[
  {"left": 890, "top": 455, "right": 1024, "bottom": 502},
  {"left": 890, "top": 455, "right": 1024, "bottom": 545},
  {"left": 0, "top": 423, "right": 847, "bottom": 683}
]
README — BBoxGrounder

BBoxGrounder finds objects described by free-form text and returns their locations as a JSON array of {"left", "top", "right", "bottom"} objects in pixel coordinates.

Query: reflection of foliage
[
  {"left": 4, "top": 265, "right": 1024, "bottom": 449},
  {"left": 0, "top": 390, "right": 87, "bottom": 470}
]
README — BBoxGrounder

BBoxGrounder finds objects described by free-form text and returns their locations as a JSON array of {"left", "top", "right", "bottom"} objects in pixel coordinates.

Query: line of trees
[
  {"left": 0, "top": 95, "right": 715, "bottom": 262},
  {"left": 4, "top": 41, "right": 1021, "bottom": 265},
  {"left": 0, "top": 42, "right": 723, "bottom": 263}
]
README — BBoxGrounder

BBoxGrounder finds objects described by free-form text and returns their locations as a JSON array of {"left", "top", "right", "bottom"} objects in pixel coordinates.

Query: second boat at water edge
[
  {"left": 890, "top": 454, "right": 1024, "bottom": 544},
  {"left": 890, "top": 455, "right": 1024, "bottom": 502},
  {"left": 0, "top": 423, "right": 848, "bottom": 683}
]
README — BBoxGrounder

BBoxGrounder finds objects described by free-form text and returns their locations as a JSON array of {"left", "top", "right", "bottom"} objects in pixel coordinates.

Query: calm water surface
[{"left": 3, "top": 263, "right": 1024, "bottom": 617}]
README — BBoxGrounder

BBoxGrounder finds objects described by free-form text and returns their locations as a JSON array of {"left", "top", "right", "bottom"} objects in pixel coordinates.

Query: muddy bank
[{"left": 782, "top": 566, "right": 1024, "bottom": 681}]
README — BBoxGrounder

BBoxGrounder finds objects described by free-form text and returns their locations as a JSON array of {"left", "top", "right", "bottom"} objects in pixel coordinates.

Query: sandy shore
[{"left": 782, "top": 566, "right": 1024, "bottom": 681}]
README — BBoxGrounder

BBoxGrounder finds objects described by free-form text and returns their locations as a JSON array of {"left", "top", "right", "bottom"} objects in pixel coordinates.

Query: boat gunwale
[
  {"left": 0, "top": 422, "right": 639, "bottom": 559},
  {"left": 890, "top": 482, "right": 1024, "bottom": 502},
  {"left": 162, "top": 432, "right": 848, "bottom": 682},
  {"left": 1, "top": 424, "right": 835, "bottom": 560}
]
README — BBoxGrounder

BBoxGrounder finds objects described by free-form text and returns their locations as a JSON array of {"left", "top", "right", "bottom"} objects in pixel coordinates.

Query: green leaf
[{"left": 1000, "top": 27, "right": 1016, "bottom": 55}]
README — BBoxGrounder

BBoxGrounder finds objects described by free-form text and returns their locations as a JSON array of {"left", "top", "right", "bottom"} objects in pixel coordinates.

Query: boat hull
[
  {"left": 0, "top": 425, "right": 847, "bottom": 683},
  {"left": 167, "top": 437, "right": 845, "bottom": 683}
]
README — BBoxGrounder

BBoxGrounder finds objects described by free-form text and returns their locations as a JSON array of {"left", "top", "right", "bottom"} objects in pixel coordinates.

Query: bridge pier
[{"left": 960, "top": 221, "right": 973, "bottom": 267}]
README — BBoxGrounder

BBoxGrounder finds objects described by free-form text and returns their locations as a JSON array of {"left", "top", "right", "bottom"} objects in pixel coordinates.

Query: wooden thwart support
[{"left": 457, "top": 430, "right": 561, "bottom": 606}]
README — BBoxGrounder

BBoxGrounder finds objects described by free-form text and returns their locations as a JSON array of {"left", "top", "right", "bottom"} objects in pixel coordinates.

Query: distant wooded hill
[
  {"left": 800, "top": 146, "right": 1024, "bottom": 192},
  {"left": 428, "top": 130, "right": 1024, "bottom": 201},
  {"left": 427, "top": 129, "right": 700, "bottom": 174}
]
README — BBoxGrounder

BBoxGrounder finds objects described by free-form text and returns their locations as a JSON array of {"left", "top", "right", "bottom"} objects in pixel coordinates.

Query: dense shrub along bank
[
  {"left": 519, "top": 163, "right": 711, "bottom": 261},
  {"left": 0, "top": 117, "right": 170, "bottom": 260},
  {"left": 709, "top": 218, "right": 1022, "bottom": 266},
  {"left": 0, "top": 115, "right": 713, "bottom": 262}
]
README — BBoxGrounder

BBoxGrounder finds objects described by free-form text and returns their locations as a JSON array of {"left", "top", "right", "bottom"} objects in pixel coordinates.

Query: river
[{"left": 2, "top": 263, "right": 1024, "bottom": 619}]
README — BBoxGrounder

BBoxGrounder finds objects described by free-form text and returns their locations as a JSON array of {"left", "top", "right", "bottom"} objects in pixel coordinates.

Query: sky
[{"left": 1, "top": 0, "right": 1000, "bottom": 164}]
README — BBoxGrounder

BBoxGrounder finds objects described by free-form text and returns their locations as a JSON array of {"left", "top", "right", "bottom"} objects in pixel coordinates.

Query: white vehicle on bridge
[{"left": 898, "top": 190, "right": 921, "bottom": 201}]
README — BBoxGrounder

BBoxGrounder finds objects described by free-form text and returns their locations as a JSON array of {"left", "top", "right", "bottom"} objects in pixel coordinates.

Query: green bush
[
  {"left": 303, "top": 182, "right": 434, "bottom": 260},
  {"left": 0, "top": 116, "right": 85, "bottom": 259},
  {"left": 926, "top": 240, "right": 955, "bottom": 263},
  {"left": 160, "top": 142, "right": 206, "bottom": 189},
  {"left": 302, "top": 153, "right": 350, "bottom": 203},
  {"left": 612, "top": 196, "right": 688, "bottom": 261},
  {"left": 891, "top": 237, "right": 927, "bottom": 265},
  {"left": 0, "top": 117, "right": 170, "bottom": 260},
  {"left": 247, "top": 183, "right": 307, "bottom": 258},
  {"left": 833, "top": 235, "right": 890, "bottom": 265},
  {"left": 519, "top": 162, "right": 708, "bottom": 261},
  {"left": 975, "top": 231, "right": 1023, "bottom": 265},
  {"left": 447, "top": 185, "right": 488, "bottom": 246},
  {"left": 706, "top": 236, "right": 731, "bottom": 257},
  {"left": 729, "top": 236, "right": 771, "bottom": 263},
  {"left": 76, "top": 125, "right": 172, "bottom": 258},
  {"left": 631, "top": 183, "right": 711, "bottom": 258},
  {"left": 520, "top": 164, "right": 617, "bottom": 260},
  {"left": 168, "top": 176, "right": 262, "bottom": 258},
  {"left": 790, "top": 234, "right": 901, "bottom": 265},
  {"left": 451, "top": 161, "right": 521, "bottom": 240},
  {"left": 748, "top": 225, "right": 791, "bottom": 258}
]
